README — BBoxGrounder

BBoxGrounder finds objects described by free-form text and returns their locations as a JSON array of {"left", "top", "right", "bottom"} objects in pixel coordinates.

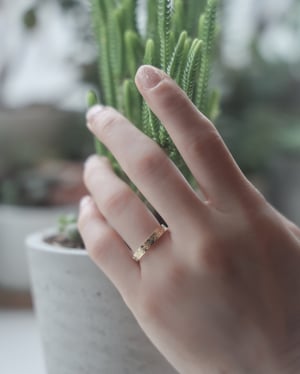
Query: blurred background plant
[
  {"left": 0, "top": 0, "right": 96, "bottom": 293},
  {"left": 217, "top": 0, "right": 300, "bottom": 175},
  {"left": 0, "top": 0, "right": 95, "bottom": 206},
  {"left": 216, "top": 0, "right": 300, "bottom": 223}
]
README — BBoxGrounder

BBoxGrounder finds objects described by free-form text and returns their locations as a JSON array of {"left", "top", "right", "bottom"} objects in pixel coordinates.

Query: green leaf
[
  {"left": 143, "top": 38, "right": 155, "bottom": 65},
  {"left": 91, "top": 0, "right": 116, "bottom": 106},
  {"left": 177, "top": 37, "right": 192, "bottom": 87},
  {"left": 182, "top": 39, "right": 202, "bottom": 100},
  {"left": 207, "top": 90, "right": 220, "bottom": 121},
  {"left": 123, "top": 0, "right": 138, "bottom": 32},
  {"left": 158, "top": 0, "right": 173, "bottom": 70},
  {"left": 196, "top": 0, "right": 218, "bottom": 114},
  {"left": 108, "top": 8, "right": 124, "bottom": 84},
  {"left": 124, "top": 30, "right": 143, "bottom": 77},
  {"left": 123, "top": 79, "right": 142, "bottom": 125},
  {"left": 172, "top": 0, "right": 184, "bottom": 39},
  {"left": 167, "top": 31, "right": 187, "bottom": 81},
  {"left": 86, "top": 89, "right": 98, "bottom": 107}
]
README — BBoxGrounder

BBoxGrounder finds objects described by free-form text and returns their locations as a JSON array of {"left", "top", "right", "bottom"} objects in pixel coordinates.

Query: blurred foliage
[
  {"left": 217, "top": 47, "right": 300, "bottom": 175},
  {"left": 278, "top": 121, "right": 300, "bottom": 154},
  {"left": 0, "top": 0, "right": 94, "bottom": 205},
  {"left": 3, "top": 0, "right": 300, "bottom": 207},
  {"left": 0, "top": 107, "right": 92, "bottom": 205},
  {"left": 23, "top": 7, "right": 38, "bottom": 30},
  {"left": 58, "top": 214, "right": 84, "bottom": 246},
  {"left": 0, "top": 168, "right": 55, "bottom": 206},
  {"left": 60, "top": 0, "right": 81, "bottom": 10},
  {"left": 55, "top": 111, "right": 93, "bottom": 161},
  {"left": 0, "top": 160, "right": 86, "bottom": 206}
]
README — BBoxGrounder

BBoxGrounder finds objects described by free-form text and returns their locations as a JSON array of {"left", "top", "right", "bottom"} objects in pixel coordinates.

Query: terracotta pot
[{"left": 26, "top": 230, "right": 176, "bottom": 374}]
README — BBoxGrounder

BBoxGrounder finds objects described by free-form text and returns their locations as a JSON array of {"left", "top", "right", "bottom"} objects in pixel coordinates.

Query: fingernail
[
  {"left": 86, "top": 105, "right": 104, "bottom": 126},
  {"left": 136, "top": 65, "right": 163, "bottom": 90},
  {"left": 80, "top": 195, "right": 92, "bottom": 210}
]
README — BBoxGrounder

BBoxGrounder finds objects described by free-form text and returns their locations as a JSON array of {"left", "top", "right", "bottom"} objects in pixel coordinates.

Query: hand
[{"left": 78, "top": 65, "right": 300, "bottom": 374}]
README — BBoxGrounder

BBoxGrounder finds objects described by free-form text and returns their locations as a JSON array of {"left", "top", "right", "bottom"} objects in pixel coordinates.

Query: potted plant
[
  {"left": 26, "top": 0, "right": 219, "bottom": 372},
  {"left": 0, "top": 0, "right": 93, "bottom": 296},
  {"left": 0, "top": 106, "right": 89, "bottom": 294}
]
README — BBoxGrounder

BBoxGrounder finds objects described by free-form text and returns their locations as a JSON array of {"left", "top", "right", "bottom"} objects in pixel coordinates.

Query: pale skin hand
[{"left": 78, "top": 65, "right": 300, "bottom": 374}]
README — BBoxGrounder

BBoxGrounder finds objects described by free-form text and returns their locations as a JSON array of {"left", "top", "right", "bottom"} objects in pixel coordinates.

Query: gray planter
[
  {"left": 26, "top": 230, "right": 176, "bottom": 374},
  {"left": 0, "top": 205, "right": 75, "bottom": 291}
]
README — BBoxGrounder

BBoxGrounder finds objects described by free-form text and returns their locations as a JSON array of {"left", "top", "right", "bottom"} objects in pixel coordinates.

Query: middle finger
[{"left": 86, "top": 106, "right": 208, "bottom": 230}]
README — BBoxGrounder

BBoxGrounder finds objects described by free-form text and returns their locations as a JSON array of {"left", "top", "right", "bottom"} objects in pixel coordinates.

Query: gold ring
[{"left": 132, "top": 224, "right": 168, "bottom": 262}]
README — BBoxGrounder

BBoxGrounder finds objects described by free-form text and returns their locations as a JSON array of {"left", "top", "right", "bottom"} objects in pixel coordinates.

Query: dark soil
[{"left": 45, "top": 233, "right": 85, "bottom": 249}]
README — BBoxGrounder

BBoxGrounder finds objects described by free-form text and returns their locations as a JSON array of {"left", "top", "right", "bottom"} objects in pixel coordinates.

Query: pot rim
[{"left": 26, "top": 228, "right": 87, "bottom": 256}]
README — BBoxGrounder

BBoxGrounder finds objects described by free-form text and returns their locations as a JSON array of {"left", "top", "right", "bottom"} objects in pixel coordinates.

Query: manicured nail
[
  {"left": 80, "top": 195, "right": 92, "bottom": 210},
  {"left": 86, "top": 105, "right": 104, "bottom": 126},
  {"left": 136, "top": 65, "right": 163, "bottom": 90}
]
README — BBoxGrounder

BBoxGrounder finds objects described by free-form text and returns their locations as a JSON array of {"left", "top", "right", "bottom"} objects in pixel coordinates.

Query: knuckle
[
  {"left": 78, "top": 203, "right": 96, "bottom": 233},
  {"left": 190, "top": 232, "right": 227, "bottom": 272},
  {"left": 245, "top": 205, "right": 278, "bottom": 239},
  {"left": 138, "top": 292, "right": 161, "bottom": 322},
  {"left": 77, "top": 210, "right": 86, "bottom": 232},
  {"left": 77, "top": 214, "right": 86, "bottom": 235},
  {"left": 88, "top": 228, "right": 115, "bottom": 264},
  {"left": 156, "top": 80, "right": 187, "bottom": 113},
  {"left": 240, "top": 187, "right": 269, "bottom": 213},
  {"left": 96, "top": 108, "right": 121, "bottom": 139},
  {"left": 164, "top": 262, "right": 187, "bottom": 287},
  {"left": 101, "top": 186, "right": 133, "bottom": 216},
  {"left": 200, "top": 242, "right": 224, "bottom": 271},
  {"left": 83, "top": 160, "right": 98, "bottom": 187},
  {"left": 133, "top": 145, "right": 168, "bottom": 179},
  {"left": 186, "top": 129, "right": 222, "bottom": 160},
  {"left": 84, "top": 157, "right": 114, "bottom": 193}
]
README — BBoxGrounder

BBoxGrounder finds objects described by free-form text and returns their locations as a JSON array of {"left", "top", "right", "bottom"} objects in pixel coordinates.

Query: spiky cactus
[{"left": 88, "top": 0, "right": 219, "bottom": 188}]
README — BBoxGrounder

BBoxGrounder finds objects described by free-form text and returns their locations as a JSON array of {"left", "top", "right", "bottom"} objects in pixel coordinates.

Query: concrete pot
[
  {"left": 0, "top": 205, "right": 76, "bottom": 291},
  {"left": 26, "top": 230, "right": 176, "bottom": 374}
]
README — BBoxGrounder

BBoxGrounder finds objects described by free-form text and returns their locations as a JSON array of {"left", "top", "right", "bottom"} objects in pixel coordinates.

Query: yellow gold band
[{"left": 132, "top": 224, "right": 168, "bottom": 262}]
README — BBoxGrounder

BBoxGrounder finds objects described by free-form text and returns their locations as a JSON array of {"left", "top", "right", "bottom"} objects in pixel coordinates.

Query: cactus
[{"left": 88, "top": 0, "right": 219, "bottom": 188}]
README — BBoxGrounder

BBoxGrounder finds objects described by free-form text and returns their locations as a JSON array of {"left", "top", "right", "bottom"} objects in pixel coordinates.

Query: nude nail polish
[{"left": 136, "top": 65, "right": 163, "bottom": 89}]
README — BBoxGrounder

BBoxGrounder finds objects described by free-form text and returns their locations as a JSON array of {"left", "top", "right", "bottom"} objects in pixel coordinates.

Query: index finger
[{"left": 135, "top": 65, "right": 257, "bottom": 210}]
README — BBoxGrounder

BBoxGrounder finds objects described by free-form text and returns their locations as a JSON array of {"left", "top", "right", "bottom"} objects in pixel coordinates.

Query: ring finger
[{"left": 84, "top": 155, "right": 167, "bottom": 254}]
